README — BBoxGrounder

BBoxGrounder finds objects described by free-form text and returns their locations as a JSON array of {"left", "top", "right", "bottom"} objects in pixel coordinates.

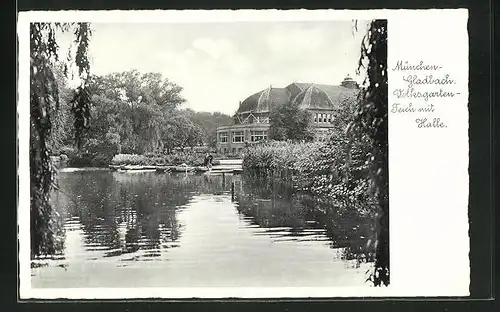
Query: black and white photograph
[
  {"left": 29, "top": 8, "right": 487, "bottom": 300},
  {"left": 26, "top": 17, "right": 389, "bottom": 292}
]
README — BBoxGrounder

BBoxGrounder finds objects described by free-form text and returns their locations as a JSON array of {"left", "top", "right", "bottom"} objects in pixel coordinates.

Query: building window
[
  {"left": 232, "top": 131, "right": 244, "bottom": 143},
  {"left": 327, "top": 113, "right": 332, "bottom": 123},
  {"left": 232, "top": 148, "right": 236, "bottom": 153},
  {"left": 251, "top": 130, "right": 267, "bottom": 142},
  {"left": 224, "top": 147, "right": 227, "bottom": 153},
  {"left": 219, "top": 132, "right": 228, "bottom": 143},
  {"left": 323, "top": 114, "right": 327, "bottom": 123}
]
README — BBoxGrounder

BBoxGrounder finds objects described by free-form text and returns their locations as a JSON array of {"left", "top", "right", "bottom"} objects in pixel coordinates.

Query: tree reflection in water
[
  {"left": 48, "top": 170, "right": 376, "bottom": 266},
  {"left": 233, "top": 173, "right": 378, "bottom": 264},
  {"left": 50, "top": 170, "right": 234, "bottom": 262}
]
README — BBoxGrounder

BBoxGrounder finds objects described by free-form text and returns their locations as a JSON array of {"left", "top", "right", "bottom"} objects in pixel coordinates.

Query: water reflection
[
  {"left": 36, "top": 169, "right": 377, "bottom": 288},
  {"left": 50, "top": 171, "right": 377, "bottom": 264},
  {"left": 51, "top": 171, "right": 235, "bottom": 262},
  {"left": 233, "top": 174, "right": 377, "bottom": 262}
]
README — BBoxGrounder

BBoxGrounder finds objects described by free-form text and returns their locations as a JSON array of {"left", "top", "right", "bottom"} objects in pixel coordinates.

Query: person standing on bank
[{"left": 204, "top": 153, "right": 214, "bottom": 172}]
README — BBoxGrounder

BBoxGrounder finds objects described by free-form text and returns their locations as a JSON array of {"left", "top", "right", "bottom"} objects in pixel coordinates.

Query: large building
[{"left": 216, "top": 76, "right": 359, "bottom": 154}]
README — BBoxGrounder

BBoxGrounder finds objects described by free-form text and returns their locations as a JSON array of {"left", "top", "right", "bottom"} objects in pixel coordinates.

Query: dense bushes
[
  {"left": 49, "top": 145, "right": 112, "bottom": 168},
  {"left": 242, "top": 136, "right": 374, "bottom": 215},
  {"left": 111, "top": 154, "right": 165, "bottom": 166},
  {"left": 52, "top": 146, "right": 228, "bottom": 168},
  {"left": 55, "top": 149, "right": 227, "bottom": 168},
  {"left": 66, "top": 152, "right": 111, "bottom": 167},
  {"left": 220, "top": 152, "right": 241, "bottom": 159},
  {"left": 243, "top": 140, "right": 322, "bottom": 173}
]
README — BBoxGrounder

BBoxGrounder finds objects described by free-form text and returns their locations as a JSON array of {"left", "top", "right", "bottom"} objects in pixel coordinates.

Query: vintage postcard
[{"left": 17, "top": 9, "right": 470, "bottom": 299}]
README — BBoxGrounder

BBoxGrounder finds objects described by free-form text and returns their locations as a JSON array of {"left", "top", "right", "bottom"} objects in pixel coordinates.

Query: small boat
[
  {"left": 109, "top": 165, "right": 121, "bottom": 171},
  {"left": 122, "top": 165, "right": 142, "bottom": 170},
  {"left": 155, "top": 166, "right": 173, "bottom": 173},
  {"left": 204, "top": 169, "right": 234, "bottom": 175},
  {"left": 171, "top": 164, "right": 195, "bottom": 172},
  {"left": 218, "top": 159, "right": 243, "bottom": 165},
  {"left": 194, "top": 166, "right": 209, "bottom": 173},
  {"left": 118, "top": 165, "right": 157, "bottom": 172}
]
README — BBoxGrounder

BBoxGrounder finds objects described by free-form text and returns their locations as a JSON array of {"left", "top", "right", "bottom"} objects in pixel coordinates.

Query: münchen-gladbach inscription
[{"left": 392, "top": 60, "right": 455, "bottom": 129}]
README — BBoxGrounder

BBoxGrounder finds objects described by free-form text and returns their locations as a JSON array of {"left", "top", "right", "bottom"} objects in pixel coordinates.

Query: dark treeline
[{"left": 50, "top": 68, "right": 233, "bottom": 165}]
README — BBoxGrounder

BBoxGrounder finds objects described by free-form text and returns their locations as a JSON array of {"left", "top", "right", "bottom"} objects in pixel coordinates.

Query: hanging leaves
[
  {"left": 349, "top": 19, "right": 389, "bottom": 286},
  {"left": 30, "top": 22, "right": 92, "bottom": 258},
  {"left": 73, "top": 23, "right": 92, "bottom": 78},
  {"left": 70, "top": 23, "right": 92, "bottom": 150},
  {"left": 70, "top": 85, "right": 91, "bottom": 149}
]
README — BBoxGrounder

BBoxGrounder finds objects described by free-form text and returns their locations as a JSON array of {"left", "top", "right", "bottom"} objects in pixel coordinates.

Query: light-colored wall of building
[
  {"left": 216, "top": 123, "right": 270, "bottom": 154},
  {"left": 216, "top": 108, "right": 342, "bottom": 153}
]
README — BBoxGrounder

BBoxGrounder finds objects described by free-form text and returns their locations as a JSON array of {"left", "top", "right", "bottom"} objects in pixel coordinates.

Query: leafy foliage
[
  {"left": 349, "top": 19, "right": 389, "bottom": 286},
  {"left": 268, "top": 100, "right": 314, "bottom": 142},
  {"left": 64, "top": 71, "right": 231, "bottom": 159},
  {"left": 70, "top": 23, "right": 92, "bottom": 149},
  {"left": 242, "top": 140, "right": 322, "bottom": 173},
  {"left": 161, "top": 111, "right": 204, "bottom": 154},
  {"left": 46, "top": 64, "right": 74, "bottom": 153},
  {"left": 44, "top": 66, "right": 232, "bottom": 167},
  {"left": 83, "top": 70, "right": 186, "bottom": 155},
  {"left": 182, "top": 109, "right": 233, "bottom": 148},
  {"left": 111, "top": 152, "right": 215, "bottom": 167},
  {"left": 30, "top": 22, "right": 91, "bottom": 258},
  {"left": 299, "top": 92, "right": 370, "bottom": 202}
]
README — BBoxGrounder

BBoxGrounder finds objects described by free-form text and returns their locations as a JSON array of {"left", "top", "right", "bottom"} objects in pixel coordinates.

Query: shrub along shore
[
  {"left": 111, "top": 153, "right": 215, "bottom": 167},
  {"left": 242, "top": 140, "right": 377, "bottom": 217},
  {"left": 241, "top": 140, "right": 379, "bottom": 264},
  {"left": 50, "top": 147, "right": 241, "bottom": 168}
]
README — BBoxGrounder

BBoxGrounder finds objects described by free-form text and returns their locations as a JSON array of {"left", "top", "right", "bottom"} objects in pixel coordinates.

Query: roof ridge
[
  {"left": 292, "top": 82, "right": 304, "bottom": 92},
  {"left": 314, "top": 84, "right": 335, "bottom": 107},
  {"left": 257, "top": 86, "right": 271, "bottom": 112},
  {"left": 301, "top": 83, "right": 315, "bottom": 108}
]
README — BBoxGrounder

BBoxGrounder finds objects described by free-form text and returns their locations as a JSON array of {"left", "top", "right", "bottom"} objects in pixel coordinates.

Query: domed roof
[
  {"left": 236, "top": 86, "right": 289, "bottom": 114},
  {"left": 292, "top": 83, "right": 359, "bottom": 109},
  {"left": 235, "top": 80, "right": 359, "bottom": 114}
]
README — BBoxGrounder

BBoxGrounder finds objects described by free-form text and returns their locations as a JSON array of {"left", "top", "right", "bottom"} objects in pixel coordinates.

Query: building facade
[{"left": 216, "top": 76, "right": 359, "bottom": 154}]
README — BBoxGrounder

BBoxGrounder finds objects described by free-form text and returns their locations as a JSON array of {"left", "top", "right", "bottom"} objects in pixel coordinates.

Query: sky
[{"left": 58, "top": 21, "right": 369, "bottom": 115}]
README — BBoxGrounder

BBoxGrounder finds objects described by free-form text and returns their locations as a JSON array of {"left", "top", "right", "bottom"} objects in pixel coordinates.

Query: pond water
[{"left": 31, "top": 169, "right": 377, "bottom": 288}]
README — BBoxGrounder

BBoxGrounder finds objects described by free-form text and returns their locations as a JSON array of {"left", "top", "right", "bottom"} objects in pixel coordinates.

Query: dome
[
  {"left": 235, "top": 80, "right": 359, "bottom": 114},
  {"left": 236, "top": 86, "right": 289, "bottom": 114},
  {"left": 292, "top": 83, "right": 359, "bottom": 109}
]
